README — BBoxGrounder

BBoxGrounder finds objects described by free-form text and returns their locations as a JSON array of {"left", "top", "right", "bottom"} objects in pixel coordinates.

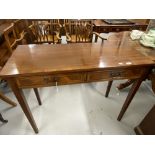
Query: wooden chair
[
  {"left": 64, "top": 19, "right": 112, "bottom": 97},
  {"left": 0, "top": 113, "right": 8, "bottom": 123},
  {"left": 0, "top": 65, "right": 17, "bottom": 123},
  {"left": 26, "top": 19, "right": 62, "bottom": 44},
  {"left": 64, "top": 19, "right": 106, "bottom": 43},
  {"left": 0, "top": 91, "right": 17, "bottom": 123},
  {"left": 13, "top": 19, "right": 28, "bottom": 39},
  {"left": 3, "top": 25, "right": 42, "bottom": 106},
  {"left": 3, "top": 24, "right": 26, "bottom": 54}
]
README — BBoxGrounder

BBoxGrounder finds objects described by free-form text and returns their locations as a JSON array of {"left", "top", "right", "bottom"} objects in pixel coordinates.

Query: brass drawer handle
[
  {"left": 43, "top": 76, "right": 59, "bottom": 83},
  {"left": 43, "top": 77, "right": 52, "bottom": 83},
  {"left": 109, "top": 71, "right": 123, "bottom": 77},
  {"left": 53, "top": 77, "right": 59, "bottom": 82},
  {"left": 116, "top": 28, "right": 120, "bottom": 31}
]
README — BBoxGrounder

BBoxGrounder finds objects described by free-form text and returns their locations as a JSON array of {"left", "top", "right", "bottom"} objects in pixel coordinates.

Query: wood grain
[
  {"left": 93, "top": 19, "right": 149, "bottom": 33},
  {"left": 1, "top": 31, "right": 155, "bottom": 133},
  {"left": 1, "top": 32, "right": 154, "bottom": 78}
]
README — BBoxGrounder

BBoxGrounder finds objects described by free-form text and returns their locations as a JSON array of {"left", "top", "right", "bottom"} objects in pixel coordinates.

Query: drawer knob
[
  {"left": 109, "top": 71, "right": 123, "bottom": 77},
  {"left": 43, "top": 77, "right": 51, "bottom": 83},
  {"left": 43, "top": 76, "right": 59, "bottom": 83},
  {"left": 53, "top": 77, "right": 59, "bottom": 82}
]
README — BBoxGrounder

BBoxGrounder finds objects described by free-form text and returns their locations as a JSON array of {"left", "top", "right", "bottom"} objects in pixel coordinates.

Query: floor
[{"left": 0, "top": 79, "right": 154, "bottom": 135}]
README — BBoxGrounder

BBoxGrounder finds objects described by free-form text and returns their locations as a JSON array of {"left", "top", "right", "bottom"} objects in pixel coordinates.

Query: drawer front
[
  {"left": 93, "top": 26, "right": 110, "bottom": 33},
  {"left": 99, "top": 27, "right": 110, "bottom": 33},
  {"left": 111, "top": 28, "right": 121, "bottom": 32},
  {"left": 87, "top": 68, "right": 143, "bottom": 82},
  {"left": 111, "top": 27, "right": 132, "bottom": 32},
  {"left": 134, "top": 25, "right": 147, "bottom": 31},
  {"left": 17, "top": 73, "right": 84, "bottom": 88}
]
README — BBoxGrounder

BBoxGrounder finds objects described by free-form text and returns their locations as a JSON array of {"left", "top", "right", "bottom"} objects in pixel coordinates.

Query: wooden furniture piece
[
  {"left": 0, "top": 41, "right": 11, "bottom": 67},
  {"left": 0, "top": 113, "right": 8, "bottom": 123},
  {"left": 0, "top": 20, "right": 15, "bottom": 66},
  {"left": 0, "top": 82, "right": 17, "bottom": 123},
  {"left": 3, "top": 24, "right": 26, "bottom": 54},
  {"left": 0, "top": 32, "right": 154, "bottom": 133},
  {"left": 27, "top": 20, "right": 62, "bottom": 44},
  {"left": 116, "top": 79, "right": 135, "bottom": 90},
  {"left": 0, "top": 91, "right": 17, "bottom": 123},
  {"left": 0, "top": 18, "right": 26, "bottom": 96},
  {"left": 64, "top": 20, "right": 106, "bottom": 43},
  {"left": 134, "top": 71, "right": 155, "bottom": 134},
  {"left": 0, "top": 65, "right": 17, "bottom": 123},
  {"left": 0, "top": 90, "right": 17, "bottom": 107},
  {"left": 93, "top": 19, "right": 149, "bottom": 33},
  {"left": 116, "top": 20, "right": 154, "bottom": 91},
  {"left": 103, "top": 32, "right": 155, "bottom": 121},
  {"left": 0, "top": 20, "right": 14, "bottom": 36},
  {"left": 64, "top": 19, "right": 109, "bottom": 96},
  {"left": 3, "top": 24, "right": 42, "bottom": 107},
  {"left": 134, "top": 105, "right": 155, "bottom": 135},
  {"left": 13, "top": 19, "right": 28, "bottom": 39}
]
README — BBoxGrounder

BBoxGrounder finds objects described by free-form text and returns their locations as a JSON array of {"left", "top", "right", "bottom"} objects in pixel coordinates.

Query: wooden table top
[
  {"left": 1, "top": 32, "right": 155, "bottom": 78},
  {"left": 93, "top": 19, "right": 148, "bottom": 27}
]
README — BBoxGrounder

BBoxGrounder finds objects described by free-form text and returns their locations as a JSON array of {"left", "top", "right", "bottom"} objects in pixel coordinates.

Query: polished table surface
[
  {"left": 1, "top": 32, "right": 154, "bottom": 78},
  {"left": 1, "top": 31, "right": 155, "bottom": 133}
]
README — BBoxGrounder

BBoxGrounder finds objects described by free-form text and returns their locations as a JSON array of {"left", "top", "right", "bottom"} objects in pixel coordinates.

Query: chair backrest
[
  {"left": 63, "top": 19, "right": 69, "bottom": 25},
  {"left": 27, "top": 19, "right": 61, "bottom": 44},
  {"left": 13, "top": 19, "right": 28, "bottom": 39},
  {"left": 64, "top": 19, "right": 93, "bottom": 43},
  {"left": 50, "top": 19, "right": 61, "bottom": 31},
  {"left": 3, "top": 24, "right": 18, "bottom": 53},
  {"left": 3, "top": 24, "right": 25, "bottom": 53}
]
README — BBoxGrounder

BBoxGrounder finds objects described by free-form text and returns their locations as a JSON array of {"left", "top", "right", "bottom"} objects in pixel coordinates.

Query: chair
[
  {"left": 0, "top": 65, "right": 17, "bottom": 123},
  {"left": 26, "top": 19, "right": 62, "bottom": 44},
  {"left": 13, "top": 19, "right": 28, "bottom": 40},
  {"left": 0, "top": 91, "right": 17, "bottom": 123},
  {"left": 64, "top": 19, "right": 106, "bottom": 43},
  {"left": 64, "top": 19, "right": 112, "bottom": 97},
  {"left": 3, "top": 25, "right": 42, "bottom": 106},
  {"left": 0, "top": 113, "right": 8, "bottom": 123},
  {"left": 3, "top": 24, "right": 26, "bottom": 54}
]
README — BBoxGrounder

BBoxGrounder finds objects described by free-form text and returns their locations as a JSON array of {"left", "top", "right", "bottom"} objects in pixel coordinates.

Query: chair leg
[
  {"left": 0, "top": 91, "right": 17, "bottom": 107},
  {"left": 33, "top": 88, "right": 42, "bottom": 106},
  {"left": 0, "top": 113, "right": 8, "bottom": 123},
  {"left": 116, "top": 79, "right": 135, "bottom": 90},
  {"left": 95, "top": 35, "right": 98, "bottom": 42},
  {"left": 105, "top": 80, "right": 113, "bottom": 97}
]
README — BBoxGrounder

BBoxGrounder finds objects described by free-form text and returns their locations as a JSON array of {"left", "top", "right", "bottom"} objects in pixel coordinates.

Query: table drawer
[
  {"left": 111, "top": 28, "right": 121, "bottom": 32},
  {"left": 93, "top": 27, "right": 110, "bottom": 33},
  {"left": 17, "top": 73, "right": 84, "bottom": 88},
  {"left": 87, "top": 68, "right": 142, "bottom": 82},
  {"left": 99, "top": 27, "right": 110, "bottom": 33}
]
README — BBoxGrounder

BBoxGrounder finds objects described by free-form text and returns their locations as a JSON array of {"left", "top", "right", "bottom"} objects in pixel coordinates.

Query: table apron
[{"left": 15, "top": 67, "right": 145, "bottom": 89}]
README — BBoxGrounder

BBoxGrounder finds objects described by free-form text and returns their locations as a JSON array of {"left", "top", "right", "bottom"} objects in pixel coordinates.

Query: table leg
[
  {"left": 117, "top": 68, "right": 151, "bottom": 121},
  {"left": 33, "top": 88, "right": 42, "bottom": 106},
  {"left": 105, "top": 80, "right": 113, "bottom": 97},
  {"left": 8, "top": 79, "right": 39, "bottom": 133}
]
